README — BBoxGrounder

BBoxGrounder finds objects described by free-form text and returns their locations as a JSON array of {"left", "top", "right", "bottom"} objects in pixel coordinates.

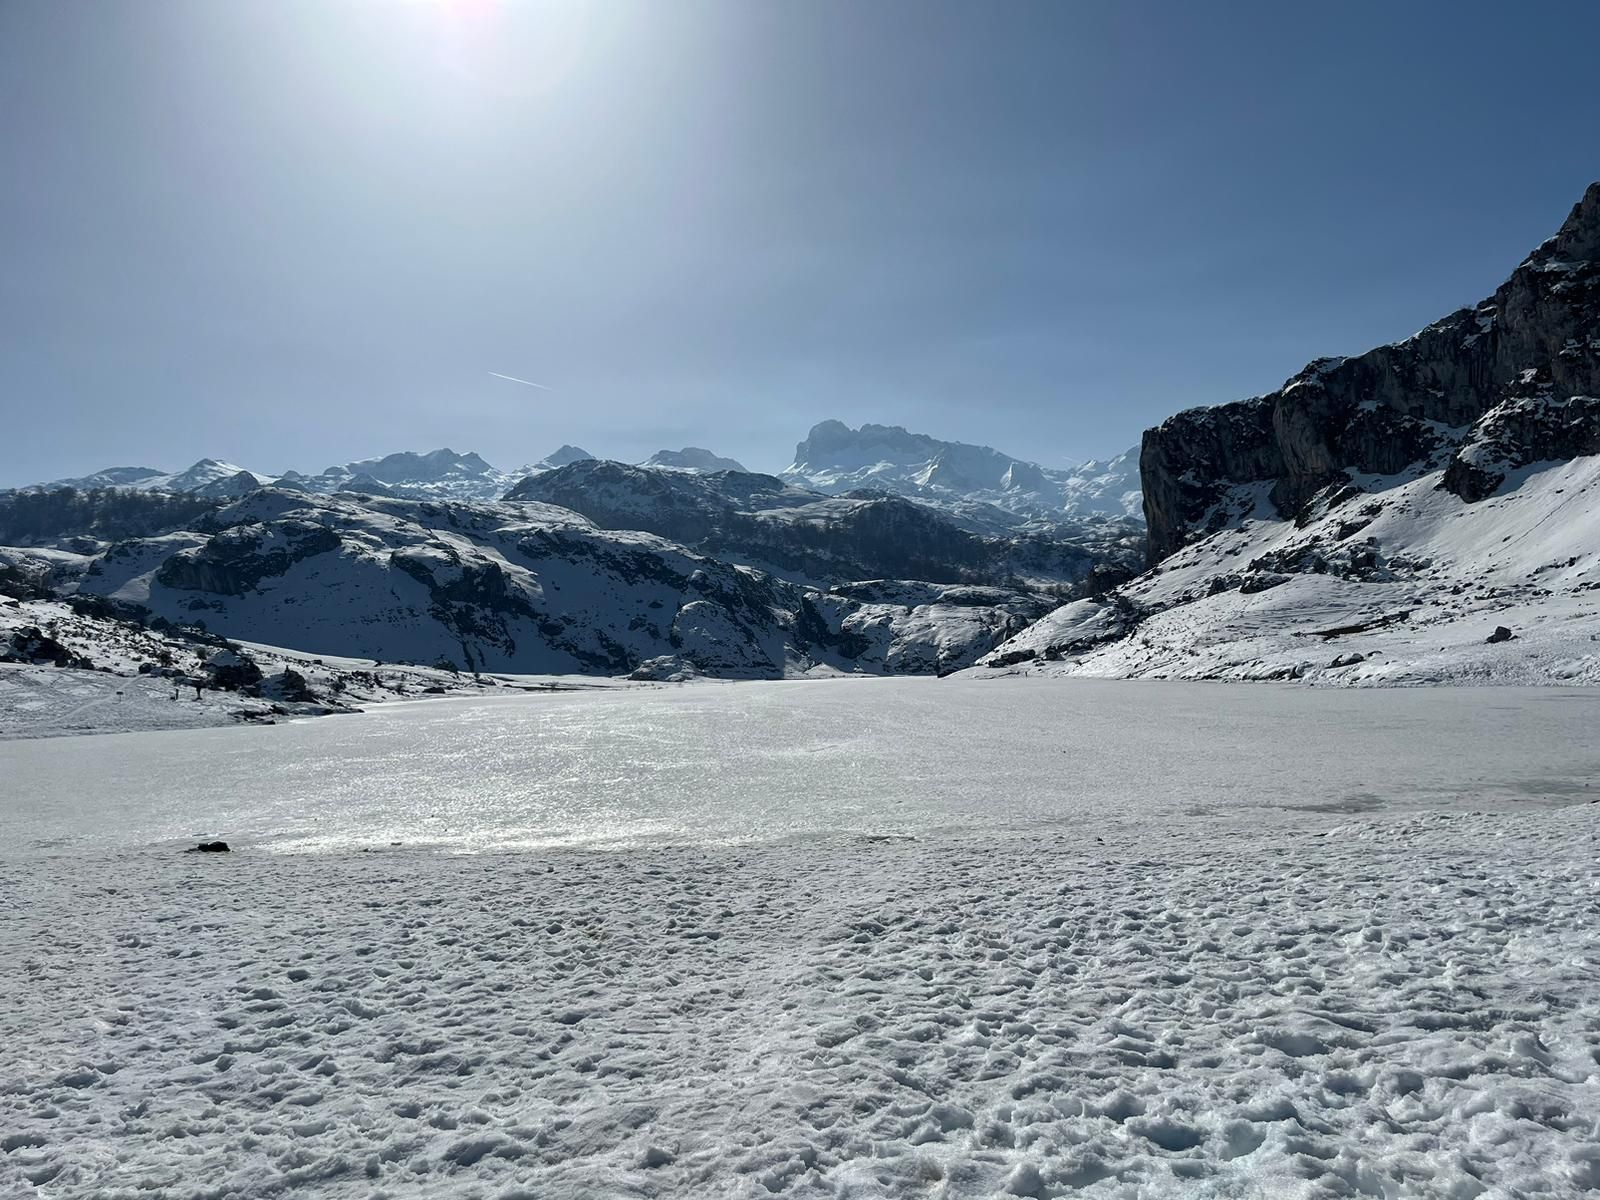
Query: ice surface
[
  {"left": 4, "top": 679, "right": 1599, "bottom": 1198},
  {"left": 5, "top": 678, "right": 1600, "bottom": 854}
]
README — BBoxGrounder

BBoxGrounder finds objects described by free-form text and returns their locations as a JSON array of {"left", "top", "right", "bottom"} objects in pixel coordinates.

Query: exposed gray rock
[
  {"left": 1442, "top": 392, "right": 1600, "bottom": 502},
  {"left": 4, "top": 626, "right": 91, "bottom": 668}
]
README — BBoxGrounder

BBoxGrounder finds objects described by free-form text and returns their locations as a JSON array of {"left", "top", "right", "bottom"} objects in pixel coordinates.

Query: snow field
[{"left": 4, "top": 804, "right": 1598, "bottom": 1199}]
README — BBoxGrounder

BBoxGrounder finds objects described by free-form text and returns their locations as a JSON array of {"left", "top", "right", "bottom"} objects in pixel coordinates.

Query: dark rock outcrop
[
  {"left": 1442, "top": 393, "right": 1600, "bottom": 502},
  {"left": 1142, "top": 182, "right": 1600, "bottom": 563},
  {"left": 156, "top": 519, "right": 342, "bottom": 595},
  {"left": 0, "top": 487, "right": 221, "bottom": 545},
  {"left": 4, "top": 626, "right": 91, "bottom": 668}
]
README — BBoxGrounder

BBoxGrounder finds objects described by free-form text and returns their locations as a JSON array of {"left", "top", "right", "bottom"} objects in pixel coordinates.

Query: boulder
[{"left": 4, "top": 626, "right": 91, "bottom": 668}]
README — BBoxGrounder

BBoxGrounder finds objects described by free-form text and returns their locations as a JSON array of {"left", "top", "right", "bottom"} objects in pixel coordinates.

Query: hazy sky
[{"left": 4, "top": 1, "right": 1599, "bottom": 485}]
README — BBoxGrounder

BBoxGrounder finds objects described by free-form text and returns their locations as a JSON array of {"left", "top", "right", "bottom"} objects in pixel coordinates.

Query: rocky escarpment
[{"left": 1143, "top": 182, "right": 1600, "bottom": 563}]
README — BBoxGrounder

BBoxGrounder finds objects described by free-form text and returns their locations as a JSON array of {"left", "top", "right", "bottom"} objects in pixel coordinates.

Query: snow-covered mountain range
[
  {"left": 4, "top": 423, "right": 1149, "bottom": 696},
  {"left": 32, "top": 428, "right": 1141, "bottom": 525},
  {"left": 979, "top": 181, "right": 1600, "bottom": 686},
  {"left": 783, "top": 420, "right": 1142, "bottom": 523},
  {"left": 9, "top": 183, "right": 1600, "bottom": 703},
  {"left": 0, "top": 486, "right": 1079, "bottom": 685},
  {"left": 43, "top": 448, "right": 565, "bottom": 504}
]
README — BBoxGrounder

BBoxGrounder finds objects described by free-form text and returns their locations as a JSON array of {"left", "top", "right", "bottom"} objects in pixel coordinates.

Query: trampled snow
[{"left": 4, "top": 678, "right": 1599, "bottom": 1197}]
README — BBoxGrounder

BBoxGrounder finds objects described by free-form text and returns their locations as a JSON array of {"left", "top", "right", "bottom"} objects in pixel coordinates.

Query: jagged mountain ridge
[
  {"left": 979, "top": 181, "right": 1600, "bottom": 686},
  {"left": 784, "top": 420, "right": 1142, "bottom": 522},
  {"left": 32, "top": 421, "right": 1145, "bottom": 528},
  {"left": 40, "top": 447, "right": 592, "bottom": 505}
]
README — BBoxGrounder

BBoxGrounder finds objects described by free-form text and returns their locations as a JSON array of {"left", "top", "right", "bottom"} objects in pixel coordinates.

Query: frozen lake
[
  {"left": 7, "top": 676, "right": 1600, "bottom": 1198},
  {"left": 6, "top": 676, "right": 1599, "bottom": 854}
]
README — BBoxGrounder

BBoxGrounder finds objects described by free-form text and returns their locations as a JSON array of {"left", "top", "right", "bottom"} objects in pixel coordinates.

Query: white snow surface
[{"left": 4, "top": 677, "right": 1600, "bottom": 1198}]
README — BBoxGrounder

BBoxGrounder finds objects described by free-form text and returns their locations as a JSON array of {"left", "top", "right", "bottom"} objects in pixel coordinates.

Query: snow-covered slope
[
  {"left": 979, "top": 453, "right": 1600, "bottom": 684},
  {"left": 784, "top": 420, "right": 1142, "bottom": 521}
]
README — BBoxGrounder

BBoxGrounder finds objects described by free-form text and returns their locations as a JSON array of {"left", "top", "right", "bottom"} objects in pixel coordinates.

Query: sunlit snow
[{"left": 4, "top": 678, "right": 1599, "bottom": 1197}]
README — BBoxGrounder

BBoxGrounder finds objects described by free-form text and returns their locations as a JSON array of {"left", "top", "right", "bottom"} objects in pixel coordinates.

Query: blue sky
[{"left": 3, "top": 0, "right": 1598, "bottom": 484}]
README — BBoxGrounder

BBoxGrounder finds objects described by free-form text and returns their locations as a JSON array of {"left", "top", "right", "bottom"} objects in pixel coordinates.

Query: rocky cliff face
[{"left": 1142, "top": 182, "right": 1600, "bottom": 563}]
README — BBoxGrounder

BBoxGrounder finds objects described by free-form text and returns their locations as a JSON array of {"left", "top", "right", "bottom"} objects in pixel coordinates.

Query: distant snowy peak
[
  {"left": 45, "top": 448, "right": 536, "bottom": 504},
  {"left": 48, "top": 459, "right": 273, "bottom": 497},
  {"left": 784, "top": 420, "right": 1142, "bottom": 521},
  {"left": 285, "top": 448, "right": 515, "bottom": 500},
  {"left": 531, "top": 444, "right": 595, "bottom": 471},
  {"left": 641, "top": 447, "right": 748, "bottom": 473}
]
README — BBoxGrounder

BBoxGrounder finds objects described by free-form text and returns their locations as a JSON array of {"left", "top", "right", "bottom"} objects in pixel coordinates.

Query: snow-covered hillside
[
  {"left": 784, "top": 420, "right": 1142, "bottom": 522},
  {"left": 979, "top": 453, "right": 1600, "bottom": 684},
  {"left": 46, "top": 459, "right": 272, "bottom": 498},
  {"left": 0, "top": 593, "right": 623, "bottom": 739}
]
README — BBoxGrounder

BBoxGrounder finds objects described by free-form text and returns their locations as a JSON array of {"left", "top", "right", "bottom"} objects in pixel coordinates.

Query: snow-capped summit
[
  {"left": 532, "top": 445, "right": 595, "bottom": 470},
  {"left": 41, "top": 449, "right": 536, "bottom": 504},
  {"left": 641, "top": 447, "right": 748, "bottom": 473},
  {"left": 783, "top": 421, "right": 1141, "bottom": 521},
  {"left": 47, "top": 459, "right": 274, "bottom": 496},
  {"left": 287, "top": 448, "right": 512, "bottom": 500}
]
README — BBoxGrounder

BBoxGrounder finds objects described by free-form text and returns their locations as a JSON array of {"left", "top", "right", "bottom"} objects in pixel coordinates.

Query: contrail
[{"left": 488, "top": 371, "right": 554, "bottom": 391}]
